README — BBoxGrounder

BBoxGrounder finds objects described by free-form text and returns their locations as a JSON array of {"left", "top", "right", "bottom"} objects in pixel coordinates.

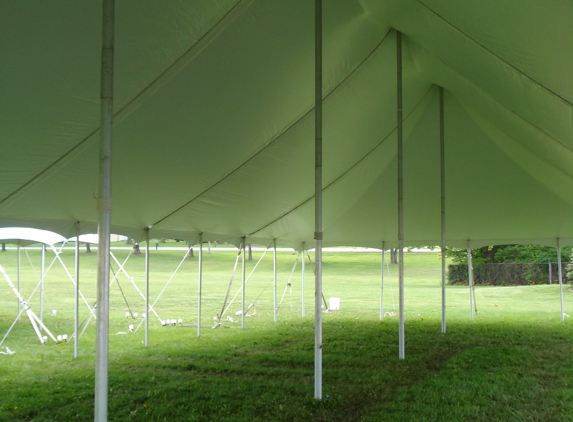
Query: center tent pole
[
  {"left": 397, "top": 30, "right": 405, "bottom": 360},
  {"left": 145, "top": 228, "right": 150, "bottom": 347},
  {"left": 74, "top": 222, "right": 80, "bottom": 359},
  {"left": 273, "top": 239, "right": 277, "bottom": 323},
  {"left": 314, "top": 0, "right": 324, "bottom": 400},
  {"left": 241, "top": 237, "right": 246, "bottom": 330},
  {"left": 380, "top": 241, "right": 385, "bottom": 321},
  {"left": 198, "top": 233, "right": 203, "bottom": 337},
  {"left": 557, "top": 238, "right": 565, "bottom": 322},
  {"left": 95, "top": 0, "right": 114, "bottom": 420},
  {"left": 439, "top": 86, "right": 446, "bottom": 334}
]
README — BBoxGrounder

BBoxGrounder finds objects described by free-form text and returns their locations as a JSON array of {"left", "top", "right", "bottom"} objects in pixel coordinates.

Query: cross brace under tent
[{"left": 0, "top": 265, "right": 59, "bottom": 345}]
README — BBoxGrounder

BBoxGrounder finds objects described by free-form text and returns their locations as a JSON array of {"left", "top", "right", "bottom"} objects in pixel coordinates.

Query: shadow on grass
[{"left": 1, "top": 318, "right": 572, "bottom": 421}]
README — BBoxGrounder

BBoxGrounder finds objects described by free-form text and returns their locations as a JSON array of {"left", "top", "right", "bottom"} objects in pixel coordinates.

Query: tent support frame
[
  {"left": 440, "top": 86, "right": 446, "bottom": 334},
  {"left": 314, "top": 0, "right": 324, "bottom": 400},
  {"left": 397, "top": 30, "right": 405, "bottom": 360},
  {"left": 94, "top": 0, "right": 114, "bottom": 419}
]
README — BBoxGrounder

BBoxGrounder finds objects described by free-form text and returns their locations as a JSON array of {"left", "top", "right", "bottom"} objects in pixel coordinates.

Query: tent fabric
[
  {"left": 1, "top": 1, "right": 572, "bottom": 249},
  {"left": 0, "top": 227, "right": 67, "bottom": 246}
]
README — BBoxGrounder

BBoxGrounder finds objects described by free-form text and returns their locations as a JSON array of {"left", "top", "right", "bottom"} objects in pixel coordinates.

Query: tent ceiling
[{"left": 1, "top": 0, "right": 572, "bottom": 248}]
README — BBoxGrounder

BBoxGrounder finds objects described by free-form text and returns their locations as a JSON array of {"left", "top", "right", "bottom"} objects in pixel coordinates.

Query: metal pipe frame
[
  {"left": 145, "top": 229, "right": 150, "bottom": 347},
  {"left": 397, "top": 30, "right": 405, "bottom": 360},
  {"left": 198, "top": 233, "right": 203, "bottom": 337},
  {"left": 440, "top": 86, "right": 446, "bottom": 334},
  {"left": 74, "top": 222, "right": 80, "bottom": 358},
  {"left": 94, "top": 0, "right": 114, "bottom": 419},
  {"left": 314, "top": 0, "right": 324, "bottom": 399}
]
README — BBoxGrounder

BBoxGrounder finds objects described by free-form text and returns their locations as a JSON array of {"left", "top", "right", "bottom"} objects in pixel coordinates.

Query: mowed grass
[{"left": 0, "top": 246, "right": 572, "bottom": 421}]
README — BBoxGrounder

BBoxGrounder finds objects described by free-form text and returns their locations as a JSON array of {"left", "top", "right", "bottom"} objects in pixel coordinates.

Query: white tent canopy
[
  {"left": 0, "top": 227, "right": 67, "bottom": 246},
  {"left": 1, "top": 0, "right": 572, "bottom": 248}
]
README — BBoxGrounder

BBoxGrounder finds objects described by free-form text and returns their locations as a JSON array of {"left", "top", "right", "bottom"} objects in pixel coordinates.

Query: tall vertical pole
[
  {"left": 198, "top": 233, "right": 203, "bottom": 337},
  {"left": 241, "top": 237, "right": 246, "bottom": 330},
  {"left": 95, "top": 0, "right": 114, "bottom": 419},
  {"left": 40, "top": 243, "right": 45, "bottom": 324},
  {"left": 273, "top": 239, "right": 277, "bottom": 323},
  {"left": 301, "top": 242, "right": 306, "bottom": 317},
  {"left": 380, "top": 242, "right": 385, "bottom": 321},
  {"left": 397, "top": 30, "right": 405, "bottom": 360},
  {"left": 314, "top": 0, "right": 324, "bottom": 400},
  {"left": 440, "top": 86, "right": 446, "bottom": 334},
  {"left": 557, "top": 239, "right": 565, "bottom": 322},
  {"left": 17, "top": 244, "right": 20, "bottom": 321},
  {"left": 467, "top": 243, "right": 474, "bottom": 321},
  {"left": 74, "top": 222, "right": 80, "bottom": 359},
  {"left": 145, "top": 229, "right": 150, "bottom": 347}
]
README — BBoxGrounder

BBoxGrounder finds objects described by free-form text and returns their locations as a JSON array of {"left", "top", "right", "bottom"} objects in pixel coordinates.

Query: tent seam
[
  {"left": 415, "top": 0, "right": 573, "bottom": 109},
  {"left": 247, "top": 85, "right": 435, "bottom": 238},
  {"left": 151, "top": 28, "right": 394, "bottom": 229},
  {"left": 0, "top": 0, "right": 250, "bottom": 210}
]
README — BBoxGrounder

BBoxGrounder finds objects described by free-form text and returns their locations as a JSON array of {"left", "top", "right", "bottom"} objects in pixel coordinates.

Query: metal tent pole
[
  {"left": 302, "top": 242, "right": 306, "bottom": 317},
  {"left": 557, "top": 239, "right": 565, "bottom": 322},
  {"left": 95, "top": 0, "right": 114, "bottom": 419},
  {"left": 74, "top": 222, "right": 80, "bottom": 359},
  {"left": 467, "top": 243, "right": 474, "bottom": 321},
  {"left": 273, "top": 239, "right": 277, "bottom": 323},
  {"left": 380, "top": 242, "right": 385, "bottom": 321},
  {"left": 198, "top": 233, "right": 203, "bottom": 337},
  {"left": 397, "top": 30, "right": 405, "bottom": 360},
  {"left": 439, "top": 86, "right": 446, "bottom": 334},
  {"left": 145, "top": 229, "right": 149, "bottom": 347},
  {"left": 241, "top": 237, "right": 246, "bottom": 330},
  {"left": 17, "top": 244, "right": 20, "bottom": 321},
  {"left": 314, "top": 0, "right": 324, "bottom": 400},
  {"left": 40, "top": 243, "right": 45, "bottom": 324}
]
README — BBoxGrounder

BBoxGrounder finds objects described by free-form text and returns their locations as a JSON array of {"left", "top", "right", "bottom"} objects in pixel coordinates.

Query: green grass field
[{"left": 0, "top": 247, "right": 572, "bottom": 421}]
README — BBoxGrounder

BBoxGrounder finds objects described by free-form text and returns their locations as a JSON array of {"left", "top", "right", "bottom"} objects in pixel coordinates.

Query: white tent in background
[{"left": 0, "top": 228, "right": 67, "bottom": 346}]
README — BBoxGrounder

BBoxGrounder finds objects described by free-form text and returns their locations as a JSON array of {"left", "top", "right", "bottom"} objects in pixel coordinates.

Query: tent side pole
[
  {"left": 40, "top": 243, "right": 45, "bottom": 324},
  {"left": 145, "top": 229, "right": 149, "bottom": 347},
  {"left": 74, "top": 222, "right": 80, "bottom": 359},
  {"left": 94, "top": 0, "right": 114, "bottom": 420},
  {"left": 380, "top": 242, "right": 385, "bottom": 321},
  {"left": 440, "top": 86, "right": 446, "bottom": 334},
  {"left": 273, "top": 239, "right": 277, "bottom": 323},
  {"left": 302, "top": 242, "right": 306, "bottom": 317},
  {"left": 198, "top": 233, "right": 202, "bottom": 337},
  {"left": 241, "top": 237, "right": 246, "bottom": 330},
  {"left": 467, "top": 243, "right": 474, "bottom": 321},
  {"left": 557, "top": 239, "right": 565, "bottom": 322},
  {"left": 397, "top": 30, "right": 405, "bottom": 360},
  {"left": 314, "top": 0, "right": 324, "bottom": 400},
  {"left": 17, "top": 244, "right": 20, "bottom": 321}
]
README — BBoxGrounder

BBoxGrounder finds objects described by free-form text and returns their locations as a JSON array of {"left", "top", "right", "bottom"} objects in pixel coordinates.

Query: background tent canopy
[
  {"left": 1, "top": 1, "right": 572, "bottom": 248},
  {"left": 0, "top": 228, "right": 67, "bottom": 247}
]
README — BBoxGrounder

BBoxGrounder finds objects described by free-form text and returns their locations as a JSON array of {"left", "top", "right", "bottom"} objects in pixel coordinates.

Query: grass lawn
[{"left": 0, "top": 247, "right": 572, "bottom": 421}]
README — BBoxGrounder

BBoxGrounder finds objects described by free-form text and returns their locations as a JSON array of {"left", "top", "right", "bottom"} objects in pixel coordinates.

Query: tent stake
[
  {"left": 74, "top": 222, "right": 80, "bottom": 359},
  {"left": 198, "top": 233, "right": 203, "bottom": 337},
  {"left": 557, "top": 239, "right": 565, "bottom": 322},
  {"left": 95, "top": 0, "right": 114, "bottom": 419},
  {"left": 314, "top": 0, "right": 324, "bottom": 400},
  {"left": 397, "top": 30, "right": 405, "bottom": 360},
  {"left": 440, "top": 86, "right": 446, "bottom": 334}
]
